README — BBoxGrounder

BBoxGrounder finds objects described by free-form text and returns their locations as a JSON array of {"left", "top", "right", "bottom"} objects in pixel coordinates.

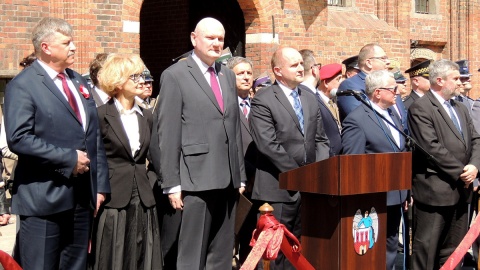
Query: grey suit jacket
[
  {"left": 249, "top": 83, "right": 330, "bottom": 203},
  {"left": 408, "top": 90, "right": 480, "bottom": 206},
  {"left": 5, "top": 60, "right": 110, "bottom": 216},
  {"left": 154, "top": 55, "right": 246, "bottom": 191}
]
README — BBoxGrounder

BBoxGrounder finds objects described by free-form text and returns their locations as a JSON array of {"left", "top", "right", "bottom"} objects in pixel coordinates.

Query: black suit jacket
[
  {"left": 154, "top": 55, "right": 246, "bottom": 191},
  {"left": 239, "top": 106, "right": 257, "bottom": 181},
  {"left": 249, "top": 83, "right": 330, "bottom": 203},
  {"left": 299, "top": 85, "right": 342, "bottom": 156},
  {"left": 403, "top": 91, "right": 421, "bottom": 110},
  {"left": 97, "top": 99, "right": 155, "bottom": 208},
  {"left": 5, "top": 60, "right": 110, "bottom": 216},
  {"left": 408, "top": 90, "right": 480, "bottom": 206},
  {"left": 342, "top": 103, "right": 408, "bottom": 205}
]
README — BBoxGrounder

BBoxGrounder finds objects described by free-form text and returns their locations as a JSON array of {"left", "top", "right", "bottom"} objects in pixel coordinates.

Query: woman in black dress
[{"left": 91, "top": 53, "right": 162, "bottom": 270}]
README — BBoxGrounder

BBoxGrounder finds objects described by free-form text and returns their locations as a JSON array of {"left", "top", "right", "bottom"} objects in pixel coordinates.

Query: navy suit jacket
[
  {"left": 299, "top": 85, "right": 342, "bottom": 156},
  {"left": 5, "top": 60, "right": 110, "bottom": 216},
  {"left": 337, "top": 71, "right": 367, "bottom": 122},
  {"left": 342, "top": 103, "right": 408, "bottom": 205}
]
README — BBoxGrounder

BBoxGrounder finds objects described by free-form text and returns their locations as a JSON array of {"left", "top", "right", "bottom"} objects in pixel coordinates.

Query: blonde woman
[{"left": 91, "top": 54, "right": 162, "bottom": 270}]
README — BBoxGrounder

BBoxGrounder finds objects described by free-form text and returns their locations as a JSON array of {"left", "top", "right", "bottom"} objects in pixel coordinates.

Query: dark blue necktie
[
  {"left": 445, "top": 100, "right": 463, "bottom": 139},
  {"left": 291, "top": 90, "right": 304, "bottom": 134}
]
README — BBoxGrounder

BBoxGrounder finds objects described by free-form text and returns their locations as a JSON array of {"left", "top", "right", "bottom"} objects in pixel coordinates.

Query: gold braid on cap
[{"left": 410, "top": 67, "right": 429, "bottom": 77}]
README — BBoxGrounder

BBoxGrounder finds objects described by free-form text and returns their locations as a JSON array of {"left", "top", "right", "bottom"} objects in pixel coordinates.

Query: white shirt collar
[
  {"left": 114, "top": 98, "right": 143, "bottom": 116},
  {"left": 278, "top": 81, "right": 299, "bottom": 96},
  {"left": 431, "top": 89, "right": 447, "bottom": 105},
  {"left": 37, "top": 59, "right": 66, "bottom": 80},
  {"left": 192, "top": 52, "right": 215, "bottom": 75}
]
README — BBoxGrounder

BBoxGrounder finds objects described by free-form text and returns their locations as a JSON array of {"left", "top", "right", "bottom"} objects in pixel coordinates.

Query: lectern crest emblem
[{"left": 352, "top": 207, "right": 379, "bottom": 255}]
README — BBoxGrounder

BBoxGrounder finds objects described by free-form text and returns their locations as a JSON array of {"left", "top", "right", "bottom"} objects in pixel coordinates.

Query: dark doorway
[{"left": 140, "top": 0, "right": 245, "bottom": 97}]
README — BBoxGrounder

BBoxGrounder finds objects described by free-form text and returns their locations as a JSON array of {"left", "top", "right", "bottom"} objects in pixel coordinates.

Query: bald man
[
  {"left": 249, "top": 47, "right": 329, "bottom": 270},
  {"left": 153, "top": 17, "right": 246, "bottom": 269}
]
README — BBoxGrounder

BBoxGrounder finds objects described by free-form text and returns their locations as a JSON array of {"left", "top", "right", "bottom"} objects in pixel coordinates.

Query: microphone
[{"left": 334, "top": 89, "right": 363, "bottom": 97}]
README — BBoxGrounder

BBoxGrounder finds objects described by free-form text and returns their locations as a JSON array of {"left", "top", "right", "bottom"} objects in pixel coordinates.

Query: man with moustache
[
  {"left": 249, "top": 47, "right": 330, "bottom": 270},
  {"left": 403, "top": 60, "right": 432, "bottom": 109},
  {"left": 153, "top": 17, "right": 246, "bottom": 270},
  {"left": 4, "top": 17, "right": 110, "bottom": 269},
  {"left": 337, "top": 43, "right": 391, "bottom": 121},
  {"left": 342, "top": 70, "right": 408, "bottom": 270},
  {"left": 408, "top": 59, "right": 480, "bottom": 269}
]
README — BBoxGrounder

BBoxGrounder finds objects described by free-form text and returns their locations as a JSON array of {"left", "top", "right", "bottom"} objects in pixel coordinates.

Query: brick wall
[{"left": 1, "top": 0, "right": 480, "bottom": 97}]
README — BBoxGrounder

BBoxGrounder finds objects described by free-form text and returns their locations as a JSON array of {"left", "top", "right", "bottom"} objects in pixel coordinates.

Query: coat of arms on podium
[{"left": 352, "top": 207, "right": 379, "bottom": 255}]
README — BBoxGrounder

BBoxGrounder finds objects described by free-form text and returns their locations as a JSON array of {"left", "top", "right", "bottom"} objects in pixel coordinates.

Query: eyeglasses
[
  {"left": 378, "top": 86, "right": 398, "bottom": 94},
  {"left": 311, "top": 63, "right": 322, "bottom": 69},
  {"left": 369, "top": 56, "right": 389, "bottom": 62},
  {"left": 129, "top": 73, "right": 145, "bottom": 83}
]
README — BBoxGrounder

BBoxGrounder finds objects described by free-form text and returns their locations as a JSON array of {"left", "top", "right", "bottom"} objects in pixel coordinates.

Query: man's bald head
[{"left": 191, "top": 17, "right": 225, "bottom": 66}]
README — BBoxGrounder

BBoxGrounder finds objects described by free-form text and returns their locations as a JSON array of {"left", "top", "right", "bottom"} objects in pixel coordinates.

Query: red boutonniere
[{"left": 79, "top": 85, "right": 90, "bottom": 99}]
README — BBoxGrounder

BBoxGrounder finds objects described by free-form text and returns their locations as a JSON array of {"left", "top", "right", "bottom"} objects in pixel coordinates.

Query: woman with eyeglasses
[{"left": 90, "top": 53, "right": 162, "bottom": 270}]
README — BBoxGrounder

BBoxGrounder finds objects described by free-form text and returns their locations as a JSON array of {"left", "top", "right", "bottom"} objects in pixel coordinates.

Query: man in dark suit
[
  {"left": 408, "top": 59, "right": 480, "bottom": 269},
  {"left": 4, "top": 17, "right": 110, "bottom": 269},
  {"left": 337, "top": 43, "right": 391, "bottom": 121},
  {"left": 298, "top": 49, "right": 342, "bottom": 156},
  {"left": 342, "top": 70, "right": 408, "bottom": 270},
  {"left": 226, "top": 56, "right": 258, "bottom": 266},
  {"left": 153, "top": 17, "right": 246, "bottom": 270},
  {"left": 403, "top": 59, "right": 431, "bottom": 109},
  {"left": 249, "top": 47, "right": 330, "bottom": 270}
]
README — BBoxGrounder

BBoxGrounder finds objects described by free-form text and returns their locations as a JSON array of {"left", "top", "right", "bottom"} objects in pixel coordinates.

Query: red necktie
[
  {"left": 207, "top": 67, "right": 224, "bottom": 112},
  {"left": 57, "top": 73, "right": 82, "bottom": 124}
]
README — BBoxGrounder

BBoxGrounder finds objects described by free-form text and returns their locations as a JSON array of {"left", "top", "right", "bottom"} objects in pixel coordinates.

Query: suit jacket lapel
[
  {"left": 365, "top": 105, "right": 400, "bottom": 151},
  {"left": 388, "top": 108, "right": 404, "bottom": 150},
  {"left": 427, "top": 91, "right": 465, "bottom": 144},
  {"left": 239, "top": 108, "right": 251, "bottom": 134},
  {"left": 273, "top": 85, "right": 302, "bottom": 134},
  {"left": 298, "top": 87, "right": 310, "bottom": 135},
  {"left": 34, "top": 62, "right": 80, "bottom": 126},
  {"left": 135, "top": 110, "right": 147, "bottom": 160},
  {"left": 216, "top": 62, "right": 230, "bottom": 115},
  {"left": 105, "top": 101, "right": 134, "bottom": 159},
  {"left": 66, "top": 69, "right": 89, "bottom": 128},
  {"left": 186, "top": 56, "right": 223, "bottom": 114}
]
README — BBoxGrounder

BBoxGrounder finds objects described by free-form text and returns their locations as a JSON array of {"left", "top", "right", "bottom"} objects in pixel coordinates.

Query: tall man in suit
[
  {"left": 342, "top": 70, "right": 409, "bottom": 270},
  {"left": 154, "top": 17, "right": 246, "bottom": 270},
  {"left": 4, "top": 17, "right": 110, "bottom": 269},
  {"left": 408, "top": 59, "right": 480, "bottom": 269},
  {"left": 403, "top": 60, "right": 431, "bottom": 109},
  {"left": 298, "top": 49, "right": 342, "bottom": 156},
  {"left": 337, "top": 43, "right": 391, "bottom": 121},
  {"left": 249, "top": 47, "right": 330, "bottom": 270}
]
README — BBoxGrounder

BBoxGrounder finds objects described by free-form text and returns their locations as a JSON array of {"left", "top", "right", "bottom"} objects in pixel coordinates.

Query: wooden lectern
[{"left": 279, "top": 152, "right": 411, "bottom": 269}]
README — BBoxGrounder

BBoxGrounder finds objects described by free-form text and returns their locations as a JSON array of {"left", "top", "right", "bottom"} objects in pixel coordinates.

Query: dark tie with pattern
[
  {"left": 241, "top": 99, "right": 249, "bottom": 119},
  {"left": 207, "top": 67, "right": 224, "bottom": 112},
  {"left": 291, "top": 90, "right": 304, "bottom": 134},
  {"left": 445, "top": 100, "right": 463, "bottom": 139},
  {"left": 57, "top": 73, "right": 82, "bottom": 124}
]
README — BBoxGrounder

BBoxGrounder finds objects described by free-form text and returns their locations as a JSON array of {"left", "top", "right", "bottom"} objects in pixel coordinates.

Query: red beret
[{"left": 320, "top": 63, "right": 342, "bottom": 81}]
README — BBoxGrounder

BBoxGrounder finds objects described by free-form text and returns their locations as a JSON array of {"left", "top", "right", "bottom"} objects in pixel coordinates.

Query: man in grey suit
[
  {"left": 154, "top": 17, "right": 246, "bottom": 270},
  {"left": 249, "top": 47, "right": 330, "bottom": 270},
  {"left": 4, "top": 17, "right": 110, "bottom": 269},
  {"left": 408, "top": 59, "right": 480, "bottom": 269}
]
